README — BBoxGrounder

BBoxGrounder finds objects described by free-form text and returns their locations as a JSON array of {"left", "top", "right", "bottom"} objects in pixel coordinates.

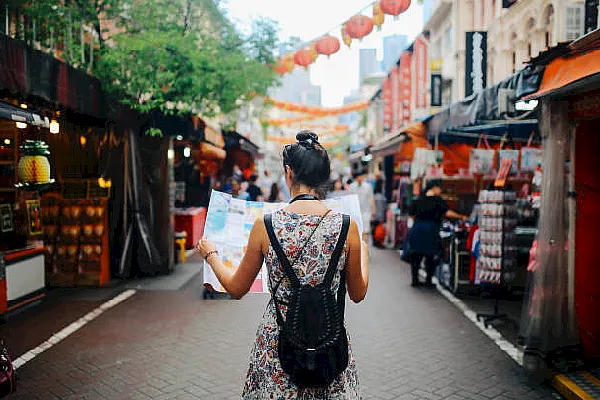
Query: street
[{"left": 5, "top": 248, "right": 556, "bottom": 400}]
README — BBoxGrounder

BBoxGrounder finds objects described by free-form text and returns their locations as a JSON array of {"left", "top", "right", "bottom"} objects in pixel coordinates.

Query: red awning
[{"left": 524, "top": 49, "right": 600, "bottom": 99}]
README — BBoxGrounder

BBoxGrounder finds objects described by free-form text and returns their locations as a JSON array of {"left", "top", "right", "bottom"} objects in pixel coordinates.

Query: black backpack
[{"left": 264, "top": 212, "right": 351, "bottom": 388}]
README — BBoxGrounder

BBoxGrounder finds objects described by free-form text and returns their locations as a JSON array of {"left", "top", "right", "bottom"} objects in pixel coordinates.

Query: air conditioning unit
[{"left": 498, "top": 89, "right": 516, "bottom": 115}]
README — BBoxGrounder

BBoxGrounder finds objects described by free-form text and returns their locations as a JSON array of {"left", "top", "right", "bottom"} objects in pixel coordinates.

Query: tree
[{"left": 16, "top": 0, "right": 280, "bottom": 126}]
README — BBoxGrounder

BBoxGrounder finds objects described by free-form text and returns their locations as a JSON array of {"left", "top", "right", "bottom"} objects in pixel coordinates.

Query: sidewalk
[{"left": 6, "top": 248, "right": 556, "bottom": 399}]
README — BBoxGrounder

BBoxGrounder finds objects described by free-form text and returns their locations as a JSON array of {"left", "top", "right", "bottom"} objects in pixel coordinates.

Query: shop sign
[
  {"left": 430, "top": 58, "right": 442, "bottom": 72},
  {"left": 430, "top": 74, "right": 443, "bottom": 107},
  {"left": 465, "top": 31, "right": 487, "bottom": 97},
  {"left": 399, "top": 51, "right": 413, "bottom": 126},
  {"left": 414, "top": 36, "right": 428, "bottom": 110},
  {"left": 585, "top": 0, "right": 599, "bottom": 34},
  {"left": 382, "top": 78, "right": 393, "bottom": 132},
  {"left": 391, "top": 66, "right": 400, "bottom": 131}
]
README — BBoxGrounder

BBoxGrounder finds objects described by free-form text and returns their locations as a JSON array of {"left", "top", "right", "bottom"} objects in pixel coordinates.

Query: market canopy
[
  {"left": 425, "top": 67, "right": 544, "bottom": 143},
  {"left": 0, "top": 99, "right": 49, "bottom": 127},
  {"left": 371, "top": 122, "right": 425, "bottom": 157}
]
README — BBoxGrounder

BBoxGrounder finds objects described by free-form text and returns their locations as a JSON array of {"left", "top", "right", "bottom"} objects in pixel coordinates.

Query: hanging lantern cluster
[
  {"left": 315, "top": 35, "right": 341, "bottom": 58},
  {"left": 345, "top": 15, "right": 374, "bottom": 40},
  {"left": 273, "top": 0, "right": 413, "bottom": 75},
  {"left": 380, "top": 0, "right": 411, "bottom": 20},
  {"left": 373, "top": 2, "right": 385, "bottom": 30}
]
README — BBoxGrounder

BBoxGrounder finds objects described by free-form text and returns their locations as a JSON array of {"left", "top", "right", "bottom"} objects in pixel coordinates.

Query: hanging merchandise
[
  {"left": 469, "top": 134, "right": 495, "bottom": 175},
  {"left": 315, "top": 35, "right": 341, "bottom": 58},
  {"left": 380, "top": 0, "right": 411, "bottom": 19},
  {"left": 372, "top": 2, "right": 385, "bottom": 30},
  {"left": 18, "top": 140, "right": 51, "bottom": 184},
  {"left": 498, "top": 149, "right": 519, "bottom": 175},
  {"left": 520, "top": 132, "right": 543, "bottom": 172},
  {"left": 344, "top": 15, "right": 374, "bottom": 40},
  {"left": 341, "top": 24, "right": 353, "bottom": 48}
]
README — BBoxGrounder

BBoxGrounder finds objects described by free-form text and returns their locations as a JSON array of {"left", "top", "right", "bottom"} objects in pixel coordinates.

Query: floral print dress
[{"left": 242, "top": 210, "right": 361, "bottom": 400}]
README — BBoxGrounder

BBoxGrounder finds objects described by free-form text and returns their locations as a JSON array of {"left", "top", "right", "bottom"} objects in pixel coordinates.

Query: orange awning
[
  {"left": 524, "top": 49, "right": 600, "bottom": 99},
  {"left": 371, "top": 122, "right": 426, "bottom": 156}
]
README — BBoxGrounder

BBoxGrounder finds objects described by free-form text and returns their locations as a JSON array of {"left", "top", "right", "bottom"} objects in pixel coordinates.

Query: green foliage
[
  {"left": 18, "top": 0, "right": 280, "bottom": 125},
  {"left": 145, "top": 127, "right": 164, "bottom": 137}
]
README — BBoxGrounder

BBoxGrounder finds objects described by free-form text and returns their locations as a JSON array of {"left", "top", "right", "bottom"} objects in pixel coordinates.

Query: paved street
[{"left": 6, "top": 248, "right": 557, "bottom": 399}]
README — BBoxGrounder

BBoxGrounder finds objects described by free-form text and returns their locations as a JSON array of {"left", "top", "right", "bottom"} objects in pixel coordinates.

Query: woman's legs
[
  {"left": 424, "top": 255, "right": 438, "bottom": 285},
  {"left": 410, "top": 253, "right": 424, "bottom": 286}
]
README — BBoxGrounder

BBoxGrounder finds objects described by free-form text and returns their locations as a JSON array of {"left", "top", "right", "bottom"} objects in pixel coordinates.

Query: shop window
[{"left": 565, "top": 3, "right": 585, "bottom": 41}]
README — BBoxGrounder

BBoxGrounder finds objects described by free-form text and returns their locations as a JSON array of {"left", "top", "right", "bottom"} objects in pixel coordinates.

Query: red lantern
[
  {"left": 345, "top": 15, "right": 374, "bottom": 40},
  {"left": 274, "top": 58, "right": 288, "bottom": 75},
  {"left": 380, "top": 0, "right": 411, "bottom": 18},
  {"left": 315, "top": 35, "right": 341, "bottom": 58},
  {"left": 294, "top": 48, "right": 316, "bottom": 69}
]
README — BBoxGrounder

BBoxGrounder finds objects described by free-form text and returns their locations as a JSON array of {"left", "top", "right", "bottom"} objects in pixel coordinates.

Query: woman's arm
[
  {"left": 345, "top": 219, "right": 369, "bottom": 303},
  {"left": 197, "top": 219, "right": 266, "bottom": 299},
  {"left": 445, "top": 209, "right": 468, "bottom": 221}
]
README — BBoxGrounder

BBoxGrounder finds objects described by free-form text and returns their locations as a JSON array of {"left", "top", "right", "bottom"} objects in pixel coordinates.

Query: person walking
[
  {"left": 350, "top": 171, "right": 375, "bottom": 242},
  {"left": 328, "top": 177, "right": 347, "bottom": 198},
  {"left": 372, "top": 179, "right": 387, "bottom": 248},
  {"left": 196, "top": 131, "right": 368, "bottom": 399},
  {"left": 407, "top": 179, "right": 467, "bottom": 287},
  {"left": 246, "top": 174, "right": 263, "bottom": 202},
  {"left": 267, "top": 182, "right": 283, "bottom": 203}
]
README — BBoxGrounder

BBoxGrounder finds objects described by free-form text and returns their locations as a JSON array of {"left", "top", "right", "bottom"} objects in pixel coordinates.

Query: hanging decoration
[
  {"left": 266, "top": 135, "right": 341, "bottom": 148},
  {"left": 262, "top": 114, "right": 324, "bottom": 127},
  {"left": 271, "top": 0, "right": 414, "bottom": 75},
  {"left": 294, "top": 47, "right": 318, "bottom": 69},
  {"left": 315, "top": 35, "right": 341, "bottom": 58},
  {"left": 264, "top": 98, "right": 369, "bottom": 115},
  {"left": 380, "top": 0, "right": 411, "bottom": 19},
  {"left": 373, "top": 2, "right": 385, "bottom": 30},
  {"left": 344, "top": 15, "right": 374, "bottom": 40},
  {"left": 18, "top": 140, "right": 51, "bottom": 184},
  {"left": 341, "top": 24, "right": 353, "bottom": 48}
]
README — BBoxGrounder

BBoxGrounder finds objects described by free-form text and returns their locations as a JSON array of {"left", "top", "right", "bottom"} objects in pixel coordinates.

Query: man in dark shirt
[{"left": 246, "top": 174, "right": 263, "bottom": 202}]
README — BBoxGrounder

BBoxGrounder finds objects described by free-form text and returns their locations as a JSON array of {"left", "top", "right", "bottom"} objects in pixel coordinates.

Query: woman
[
  {"left": 267, "top": 182, "right": 283, "bottom": 203},
  {"left": 196, "top": 131, "right": 369, "bottom": 399},
  {"left": 328, "top": 177, "right": 347, "bottom": 198},
  {"left": 407, "top": 179, "right": 467, "bottom": 288},
  {"left": 231, "top": 180, "right": 250, "bottom": 200}
]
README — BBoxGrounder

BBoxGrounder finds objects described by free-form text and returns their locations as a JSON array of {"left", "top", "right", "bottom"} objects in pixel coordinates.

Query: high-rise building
[
  {"left": 268, "top": 68, "right": 321, "bottom": 106},
  {"left": 382, "top": 35, "right": 408, "bottom": 72},
  {"left": 422, "top": 0, "right": 433, "bottom": 26},
  {"left": 359, "top": 49, "right": 379, "bottom": 84}
]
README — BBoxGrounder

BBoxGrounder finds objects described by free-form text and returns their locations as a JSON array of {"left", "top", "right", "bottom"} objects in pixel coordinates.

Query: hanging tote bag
[
  {"left": 469, "top": 134, "right": 495, "bottom": 175},
  {"left": 520, "top": 132, "right": 543, "bottom": 173}
]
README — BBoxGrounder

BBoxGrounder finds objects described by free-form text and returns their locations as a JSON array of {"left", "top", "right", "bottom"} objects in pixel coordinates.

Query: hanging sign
[
  {"left": 414, "top": 36, "right": 428, "bottom": 109},
  {"left": 465, "top": 31, "right": 487, "bottom": 97},
  {"left": 391, "top": 66, "right": 400, "bottom": 131},
  {"left": 431, "top": 74, "right": 442, "bottom": 107},
  {"left": 585, "top": 0, "right": 599, "bottom": 34},
  {"left": 382, "top": 78, "right": 393, "bottom": 133},
  {"left": 399, "top": 51, "right": 413, "bottom": 125}
]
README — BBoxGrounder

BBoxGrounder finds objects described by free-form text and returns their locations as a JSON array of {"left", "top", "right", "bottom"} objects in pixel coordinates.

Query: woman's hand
[{"left": 196, "top": 237, "right": 217, "bottom": 259}]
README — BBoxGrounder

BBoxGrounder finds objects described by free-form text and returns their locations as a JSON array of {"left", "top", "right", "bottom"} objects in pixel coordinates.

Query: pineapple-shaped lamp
[{"left": 18, "top": 140, "right": 51, "bottom": 184}]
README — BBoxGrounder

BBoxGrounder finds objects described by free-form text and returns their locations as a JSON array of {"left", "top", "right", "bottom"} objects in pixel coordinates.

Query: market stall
[{"left": 221, "top": 130, "right": 260, "bottom": 180}]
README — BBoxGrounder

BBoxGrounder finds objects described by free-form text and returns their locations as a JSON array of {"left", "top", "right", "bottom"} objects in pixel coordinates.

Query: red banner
[
  {"left": 391, "top": 65, "right": 400, "bottom": 132},
  {"left": 399, "top": 51, "right": 413, "bottom": 125},
  {"left": 413, "top": 36, "right": 428, "bottom": 110},
  {"left": 382, "top": 77, "right": 392, "bottom": 132}
]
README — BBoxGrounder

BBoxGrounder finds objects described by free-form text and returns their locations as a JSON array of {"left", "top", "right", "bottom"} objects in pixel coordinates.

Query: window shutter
[{"left": 565, "top": 4, "right": 585, "bottom": 41}]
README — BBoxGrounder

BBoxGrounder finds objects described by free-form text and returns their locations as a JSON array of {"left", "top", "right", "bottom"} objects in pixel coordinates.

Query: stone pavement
[{"left": 7, "top": 249, "right": 557, "bottom": 399}]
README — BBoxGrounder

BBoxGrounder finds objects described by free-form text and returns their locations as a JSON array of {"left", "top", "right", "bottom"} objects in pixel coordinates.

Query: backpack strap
[{"left": 324, "top": 214, "right": 351, "bottom": 314}]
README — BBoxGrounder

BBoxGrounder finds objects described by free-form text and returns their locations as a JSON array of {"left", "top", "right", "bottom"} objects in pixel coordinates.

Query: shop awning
[
  {"left": 425, "top": 67, "right": 544, "bottom": 141},
  {"left": 439, "top": 119, "right": 539, "bottom": 144},
  {"left": 0, "top": 100, "right": 49, "bottom": 127},
  {"left": 371, "top": 122, "right": 425, "bottom": 157},
  {"left": 224, "top": 130, "right": 259, "bottom": 157},
  {"left": 524, "top": 49, "right": 600, "bottom": 100}
]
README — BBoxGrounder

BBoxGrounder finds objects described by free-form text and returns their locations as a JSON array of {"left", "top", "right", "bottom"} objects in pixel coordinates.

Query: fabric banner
[
  {"left": 391, "top": 66, "right": 400, "bottom": 131},
  {"left": 413, "top": 36, "right": 428, "bottom": 109},
  {"left": 469, "top": 149, "right": 495, "bottom": 174},
  {"left": 498, "top": 149, "right": 519, "bottom": 174},
  {"left": 382, "top": 78, "right": 392, "bottom": 132},
  {"left": 399, "top": 52, "right": 413, "bottom": 125},
  {"left": 203, "top": 191, "right": 363, "bottom": 293}
]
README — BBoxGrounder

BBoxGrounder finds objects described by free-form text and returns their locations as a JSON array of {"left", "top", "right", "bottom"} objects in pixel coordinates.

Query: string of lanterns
[
  {"left": 265, "top": 98, "right": 369, "bottom": 115},
  {"left": 273, "top": 0, "right": 411, "bottom": 74}
]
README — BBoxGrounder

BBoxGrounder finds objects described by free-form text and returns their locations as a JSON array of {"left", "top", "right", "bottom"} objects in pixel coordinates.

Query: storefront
[
  {"left": 221, "top": 130, "right": 260, "bottom": 180},
  {"left": 518, "top": 35, "right": 600, "bottom": 368}
]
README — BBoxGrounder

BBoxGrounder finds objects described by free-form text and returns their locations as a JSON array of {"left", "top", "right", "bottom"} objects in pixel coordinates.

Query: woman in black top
[{"left": 407, "top": 179, "right": 467, "bottom": 287}]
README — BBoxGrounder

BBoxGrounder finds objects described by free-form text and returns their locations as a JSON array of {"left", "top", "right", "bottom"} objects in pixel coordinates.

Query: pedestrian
[
  {"left": 279, "top": 173, "right": 291, "bottom": 202},
  {"left": 196, "top": 131, "right": 368, "bottom": 399},
  {"left": 261, "top": 170, "right": 274, "bottom": 200},
  {"left": 349, "top": 171, "right": 375, "bottom": 242},
  {"left": 246, "top": 174, "right": 263, "bottom": 202},
  {"left": 231, "top": 180, "right": 250, "bottom": 201},
  {"left": 328, "top": 177, "right": 347, "bottom": 198},
  {"left": 267, "top": 182, "right": 283, "bottom": 203},
  {"left": 372, "top": 179, "right": 387, "bottom": 247},
  {"left": 232, "top": 164, "right": 244, "bottom": 182},
  {"left": 406, "top": 179, "right": 467, "bottom": 287}
]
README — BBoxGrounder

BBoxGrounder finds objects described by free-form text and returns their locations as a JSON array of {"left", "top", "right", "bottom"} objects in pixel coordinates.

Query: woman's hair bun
[{"left": 296, "top": 131, "right": 319, "bottom": 145}]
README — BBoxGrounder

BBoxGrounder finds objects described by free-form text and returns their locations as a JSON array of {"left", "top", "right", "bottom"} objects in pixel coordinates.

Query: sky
[{"left": 222, "top": 0, "right": 425, "bottom": 107}]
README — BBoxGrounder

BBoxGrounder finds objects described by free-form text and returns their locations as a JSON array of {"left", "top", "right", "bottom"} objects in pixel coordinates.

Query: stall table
[{"left": 1, "top": 246, "right": 45, "bottom": 314}]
